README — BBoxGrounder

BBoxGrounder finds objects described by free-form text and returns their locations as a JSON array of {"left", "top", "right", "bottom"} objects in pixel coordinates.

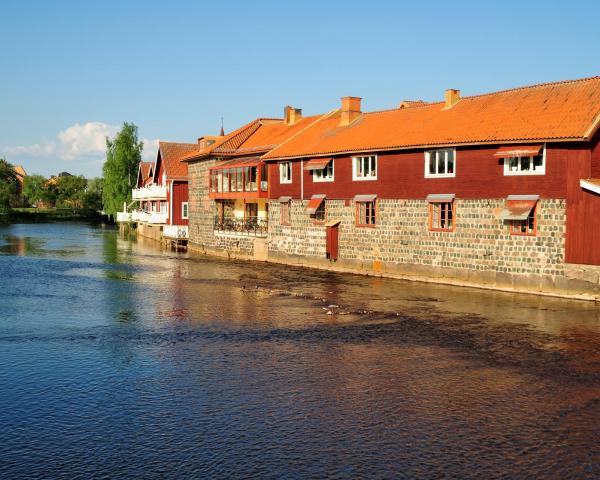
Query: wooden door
[{"left": 326, "top": 224, "right": 339, "bottom": 261}]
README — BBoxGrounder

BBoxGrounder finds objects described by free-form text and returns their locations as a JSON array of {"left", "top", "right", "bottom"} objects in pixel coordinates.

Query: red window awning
[
  {"left": 426, "top": 193, "right": 455, "bottom": 203},
  {"left": 304, "top": 158, "right": 332, "bottom": 171},
  {"left": 499, "top": 195, "right": 539, "bottom": 220},
  {"left": 306, "top": 194, "right": 325, "bottom": 214},
  {"left": 209, "top": 157, "right": 261, "bottom": 171},
  {"left": 493, "top": 145, "right": 542, "bottom": 158}
]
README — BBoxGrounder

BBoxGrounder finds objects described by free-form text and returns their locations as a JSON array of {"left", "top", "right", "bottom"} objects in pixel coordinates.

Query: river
[{"left": 1, "top": 222, "right": 599, "bottom": 479}]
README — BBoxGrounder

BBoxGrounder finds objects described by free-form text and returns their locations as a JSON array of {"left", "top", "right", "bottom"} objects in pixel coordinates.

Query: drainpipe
[
  {"left": 300, "top": 159, "right": 304, "bottom": 201},
  {"left": 169, "top": 180, "right": 173, "bottom": 225}
]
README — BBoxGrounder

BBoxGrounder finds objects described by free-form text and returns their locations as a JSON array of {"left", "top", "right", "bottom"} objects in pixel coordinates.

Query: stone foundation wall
[
  {"left": 135, "top": 222, "right": 164, "bottom": 242},
  {"left": 267, "top": 198, "right": 587, "bottom": 296}
]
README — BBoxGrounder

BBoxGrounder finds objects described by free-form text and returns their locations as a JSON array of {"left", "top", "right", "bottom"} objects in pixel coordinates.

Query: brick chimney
[
  {"left": 444, "top": 89, "right": 461, "bottom": 109},
  {"left": 340, "top": 96, "right": 362, "bottom": 126},
  {"left": 284, "top": 106, "right": 303, "bottom": 125}
]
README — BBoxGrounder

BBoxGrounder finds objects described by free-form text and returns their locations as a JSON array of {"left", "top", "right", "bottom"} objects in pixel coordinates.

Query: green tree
[
  {"left": 0, "top": 158, "right": 18, "bottom": 211},
  {"left": 22, "top": 174, "right": 47, "bottom": 206},
  {"left": 102, "top": 123, "right": 143, "bottom": 218},
  {"left": 83, "top": 177, "right": 103, "bottom": 211},
  {"left": 55, "top": 175, "right": 87, "bottom": 208}
]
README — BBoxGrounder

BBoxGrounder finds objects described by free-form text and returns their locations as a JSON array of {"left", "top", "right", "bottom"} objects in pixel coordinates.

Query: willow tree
[{"left": 102, "top": 123, "right": 143, "bottom": 218}]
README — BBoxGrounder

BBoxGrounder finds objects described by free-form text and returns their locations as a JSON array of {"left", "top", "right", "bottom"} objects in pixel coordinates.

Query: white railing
[
  {"left": 116, "top": 212, "right": 132, "bottom": 222},
  {"left": 132, "top": 210, "right": 149, "bottom": 222},
  {"left": 132, "top": 185, "right": 167, "bottom": 200},
  {"left": 163, "top": 225, "right": 189, "bottom": 239},
  {"left": 147, "top": 212, "right": 168, "bottom": 224},
  {"left": 130, "top": 210, "right": 167, "bottom": 224}
]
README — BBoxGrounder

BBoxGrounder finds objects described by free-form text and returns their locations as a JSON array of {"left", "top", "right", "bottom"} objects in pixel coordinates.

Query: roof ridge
[
  {"left": 459, "top": 75, "right": 600, "bottom": 101},
  {"left": 158, "top": 141, "right": 198, "bottom": 147},
  {"left": 263, "top": 109, "right": 339, "bottom": 159},
  {"left": 361, "top": 76, "right": 600, "bottom": 116}
]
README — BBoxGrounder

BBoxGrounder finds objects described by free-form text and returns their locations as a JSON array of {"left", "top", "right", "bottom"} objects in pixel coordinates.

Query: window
[
  {"left": 181, "top": 202, "right": 189, "bottom": 219},
  {"left": 425, "top": 149, "right": 456, "bottom": 178},
  {"left": 429, "top": 201, "right": 455, "bottom": 231},
  {"left": 280, "top": 162, "right": 292, "bottom": 184},
  {"left": 353, "top": 155, "right": 377, "bottom": 180},
  {"left": 222, "top": 169, "right": 230, "bottom": 192},
  {"left": 313, "top": 160, "right": 334, "bottom": 182},
  {"left": 356, "top": 201, "right": 376, "bottom": 226},
  {"left": 504, "top": 153, "right": 545, "bottom": 176},
  {"left": 210, "top": 171, "right": 218, "bottom": 192},
  {"left": 245, "top": 202, "right": 258, "bottom": 220},
  {"left": 280, "top": 201, "right": 291, "bottom": 225},
  {"left": 311, "top": 200, "right": 326, "bottom": 223},
  {"left": 510, "top": 205, "right": 536, "bottom": 236},
  {"left": 234, "top": 168, "right": 243, "bottom": 192},
  {"left": 260, "top": 163, "right": 268, "bottom": 191}
]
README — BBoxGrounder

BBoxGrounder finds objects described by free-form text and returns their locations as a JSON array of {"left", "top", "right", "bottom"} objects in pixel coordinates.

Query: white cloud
[
  {"left": 57, "top": 122, "right": 119, "bottom": 160},
  {"left": 142, "top": 138, "right": 160, "bottom": 162},
  {"left": 7, "top": 141, "right": 57, "bottom": 157},
  {"left": 3, "top": 122, "right": 161, "bottom": 176},
  {"left": 6, "top": 121, "right": 118, "bottom": 161}
]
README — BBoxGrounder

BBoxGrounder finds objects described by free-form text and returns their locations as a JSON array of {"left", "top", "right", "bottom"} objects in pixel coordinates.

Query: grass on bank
[{"left": 0, "top": 207, "right": 103, "bottom": 223}]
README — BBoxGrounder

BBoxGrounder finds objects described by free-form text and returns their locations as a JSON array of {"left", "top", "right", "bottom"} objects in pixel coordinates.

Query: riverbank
[
  {"left": 0, "top": 208, "right": 105, "bottom": 224},
  {"left": 188, "top": 241, "right": 600, "bottom": 304}
]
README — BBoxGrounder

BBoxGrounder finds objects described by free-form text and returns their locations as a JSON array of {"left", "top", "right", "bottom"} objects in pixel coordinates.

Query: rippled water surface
[{"left": 1, "top": 222, "right": 599, "bottom": 479}]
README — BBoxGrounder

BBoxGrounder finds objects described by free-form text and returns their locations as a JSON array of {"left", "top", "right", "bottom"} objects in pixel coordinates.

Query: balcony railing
[
  {"left": 213, "top": 216, "right": 268, "bottom": 237},
  {"left": 148, "top": 212, "right": 168, "bottom": 224},
  {"left": 131, "top": 210, "right": 147, "bottom": 222},
  {"left": 163, "top": 225, "right": 189, "bottom": 239},
  {"left": 116, "top": 212, "right": 132, "bottom": 222},
  {"left": 132, "top": 185, "right": 167, "bottom": 200},
  {"left": 130, "top": 210, "right": 167, "bottom": 224}
]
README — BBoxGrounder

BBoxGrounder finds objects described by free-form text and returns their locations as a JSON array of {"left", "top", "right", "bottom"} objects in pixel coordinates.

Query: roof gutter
[{"left": 261, "top": 137, "right": 588, "bottom": 162}]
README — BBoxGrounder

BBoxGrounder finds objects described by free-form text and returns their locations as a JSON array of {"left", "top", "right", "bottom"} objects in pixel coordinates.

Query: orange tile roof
[
  {"left": 14, "top": 165, "right": 26, "bottom": 182},
  {"left": 158, "top": 142, "right": 198, "bottom": 179},
  {"left": 182, "top": 115, "right": 323, "bottom": 162},
  {"left": 139, "top": 161, "right": 152, "bottom": 178},
  {"left": 137, "top": 162, "right": 153, "bottom": 186},
  {"left": 179, "top": 124, "right": 253, "bottom": 162},
  {"left": 214, "top": 116, "right": 322, "bottom": 156},
  {"left": 263, "top": 77, "right": 600, "bottom": 160}
]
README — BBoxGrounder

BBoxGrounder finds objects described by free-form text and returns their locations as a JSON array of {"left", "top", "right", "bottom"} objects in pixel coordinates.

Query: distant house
[
  {"left": 117, "top": 142, "right": 199, "bottom": 243},
  {"left": 14, "top": 165, "right": 26, "bottom": 196}
]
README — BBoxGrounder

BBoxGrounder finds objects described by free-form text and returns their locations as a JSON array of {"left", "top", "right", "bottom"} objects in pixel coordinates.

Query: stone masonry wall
[
  {"left": 188, "top": 159, "right": 255, "bottom": 257},
  {"left": 268, "top": 198, "right": 567, "bottom": 285}
]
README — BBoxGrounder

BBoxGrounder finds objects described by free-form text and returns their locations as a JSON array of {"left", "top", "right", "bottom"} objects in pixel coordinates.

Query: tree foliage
[
  {"left": 55, "top": 175, "right": 87, "bottom": 208},
  {"left": 0, "top": 158, "right": 18, "bottom": 211},
  {"left": 22, "top": 174, "right": 103, "bottom": 210},
  {"left": 102, "top": 123, "right": 143, "bottom": 218},
  {"left": 23, "top": 174, "right": 50, "bottom": 205},
  {"left": 83, "top": 177, "right": 103, "bottom": 211}
]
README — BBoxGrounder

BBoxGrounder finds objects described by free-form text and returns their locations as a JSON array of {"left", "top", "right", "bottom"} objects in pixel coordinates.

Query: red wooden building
[
  {"left": 259, "top": 77, "right": 600, "bottom": 296},
  {"left": 120, "top": 142, "right": 198, "bottom": 241}
]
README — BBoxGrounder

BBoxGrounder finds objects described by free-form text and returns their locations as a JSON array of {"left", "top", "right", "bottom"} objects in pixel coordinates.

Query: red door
[{"left": 326, "top": 224, "right": 339, "bottom": 261}]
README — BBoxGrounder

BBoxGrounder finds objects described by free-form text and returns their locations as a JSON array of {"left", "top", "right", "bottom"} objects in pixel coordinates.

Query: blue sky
[{"left": 1, "top": 0, "right": 599, "bottom": 177}]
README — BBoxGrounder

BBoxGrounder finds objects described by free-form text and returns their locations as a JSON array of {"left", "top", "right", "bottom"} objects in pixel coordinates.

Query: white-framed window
[
  {"left": 181, "top": 202, "right": 189, "bottom": 219},
  {"left": 313, "top": 160, "right": 334, "bottom": 182},
  {"left": 425, "top": 148, "right": 456, "bottom": 178},
  {"left": 279, "top": 162, "right": 292, "bottom": 184},
  {"left": 503, "top": 147, "right": 546, "bottom": 176},
  {"left": 352, "top": 155, "right": 377, "bottom": 181}
]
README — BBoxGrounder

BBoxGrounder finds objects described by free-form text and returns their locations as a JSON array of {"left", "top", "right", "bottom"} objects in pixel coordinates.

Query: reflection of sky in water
[{"left": 0, "top": 222, "right": 599, "bottom": 478}]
